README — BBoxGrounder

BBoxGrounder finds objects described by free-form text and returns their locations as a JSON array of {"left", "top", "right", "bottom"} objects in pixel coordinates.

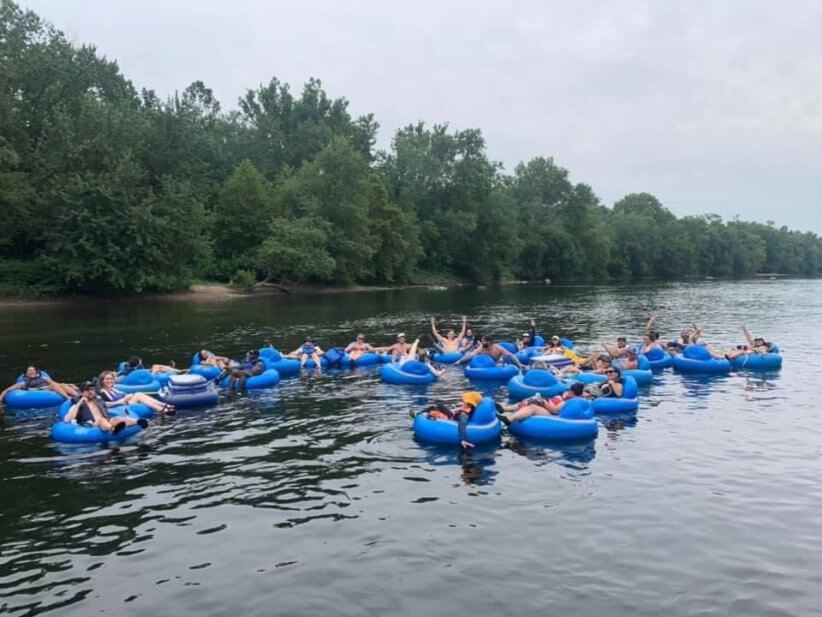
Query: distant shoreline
[{"left": 0, "top": 275, "right": 814, "bottom": 309}]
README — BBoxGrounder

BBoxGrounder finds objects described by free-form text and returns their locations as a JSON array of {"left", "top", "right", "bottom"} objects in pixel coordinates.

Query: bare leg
[
  {"left": 129, "top": 392, "right": 172, "bottom": 412},
  {"left": 705, "top": 344, "right": 730, "bottom": 360},
  {"left": 503, "top": 404, "right": 557, "bottom": 423},
  {"left": 311, "top": 353, "right": 322, "bottom": 372}
]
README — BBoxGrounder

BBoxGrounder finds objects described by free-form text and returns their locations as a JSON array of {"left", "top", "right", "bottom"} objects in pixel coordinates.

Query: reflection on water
[{"left": 1, "top": 280, "right": 821, "bottom": 616}]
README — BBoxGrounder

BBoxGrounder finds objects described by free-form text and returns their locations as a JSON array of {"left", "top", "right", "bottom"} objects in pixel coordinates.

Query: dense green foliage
[{"left": 1, "top": 1, "right": 820, "bottom": 295}]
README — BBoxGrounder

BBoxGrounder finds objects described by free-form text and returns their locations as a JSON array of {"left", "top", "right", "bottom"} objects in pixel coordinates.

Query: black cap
[{"left": 79, "top": 381, "right": 96, "bottom": 391}]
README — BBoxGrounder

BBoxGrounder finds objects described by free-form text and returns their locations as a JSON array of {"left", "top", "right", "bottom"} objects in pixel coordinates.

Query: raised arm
[
  {"left": 742, "top": 324, "right": 755, "bottom": 348},
  {"left": 602, "top": 342, "right": 618, "bottom": 357},
  {"left": 690, "top": 324, "right": 701, "bottom": 343},
  {"left": 644, "top": 314, "right": 657, "bottom": 336},
  {"left": 457, "top": 316, "right": 467, "bottom": 340},
  {"left": 430, "top": 318, "right": 444, "bottom": 342}
]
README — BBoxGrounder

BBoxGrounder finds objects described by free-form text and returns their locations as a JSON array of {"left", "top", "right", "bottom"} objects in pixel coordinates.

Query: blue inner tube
[
  {"left": 591, "top": 376, "right": 640, "bottom": 414},
  {"left": 5, "top": 371, "right": 66, "bottom": 409},
  {"left": 115, "top": 369, "right": 161, "bottom": 394},
  {"left": 643, "top": 349, "right": 673, "bottom": 371},
  {"left": 221, "top": 369, "right": 280, "bottom": 391},
  {"left": 380, "top": 361, "right": 436, "bottom": 385},
  {"left": 507, "top": 398, "right": 598, "bottom": 442},
  {"left": 58, "top": 400, "right": 154, "bottom": 421},
  {"left": 339, "top": 352, "right": 383, "bottom": 367},
  {"left": 158, "top": 374, "right": 219, "bottom": 408},
  {"left": 259, "top": 350, "right": 302, "bottom": 377},
  {"left": 672, "top": 345, "right": 731, "bottom": 374},
  {"left": 431, "top": 350, "right": 464, "bottom": 364},
  {"left": 51, "top": 421, "right": 142, "bottom": 444},
  {"left": 118, "top": 362, "right": 174, "bottom": 386},
  {"left": 190, "top": 351, "right": 222, "bottom": 379},
  {"left": 532, "top": 335, "right": 545, "bottom": 347},
  {"left": 498, "top": 341, "right": 518, "bottom": 354},
  {"left": 53, "top": 400, "right": 147, "bottom": 444},
  {"left": 507, "top": 370, "right": 568, "bottom": 400},
  {"left": 413, "top": 397, "right": 501, "bottom": 445},
  {"left": 731, "top": 352, "right": 783, "bottom": 371},
  {"left": 615, "top": 356, "right": 653, "bottom": 386},
  {"left": 464, "top": 355, "right": 520, "bottom": 381},
  {"left": 570, "top": 371, "right": 607, "bottom": 385}
]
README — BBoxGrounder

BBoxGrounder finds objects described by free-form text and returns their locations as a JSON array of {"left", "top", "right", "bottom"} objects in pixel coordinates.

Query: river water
[{"left": 0, "top": 280, "right": 820, "bottom": 616}]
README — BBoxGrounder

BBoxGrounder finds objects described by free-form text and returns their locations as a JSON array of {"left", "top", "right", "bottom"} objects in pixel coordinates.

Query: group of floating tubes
[{"left": 4, "top": 333, "right": 783, "bottom": 448}]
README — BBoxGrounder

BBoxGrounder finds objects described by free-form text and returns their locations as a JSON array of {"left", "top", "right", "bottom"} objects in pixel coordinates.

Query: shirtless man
[
  {"left": 377, "top": 333, "right": 412, "bottom": 361},
  {"left": 430, "top": 316, "right": 467, "bottom": 353},
  {"left": 345, "top": 333, "right": 375, "bottom": 362},
  {"left": 456, "top": 336, "right": 525, "bottom": 370}
]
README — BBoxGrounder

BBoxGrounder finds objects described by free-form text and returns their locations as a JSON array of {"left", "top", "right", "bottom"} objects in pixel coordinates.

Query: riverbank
[{"left": 0, "top": 282, "right": 466, "bottom": 308}]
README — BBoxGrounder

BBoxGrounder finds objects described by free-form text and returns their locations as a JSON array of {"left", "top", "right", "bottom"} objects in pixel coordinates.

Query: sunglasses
[{"left": 605, "top": 369, "right": 617, "bottom": 374}]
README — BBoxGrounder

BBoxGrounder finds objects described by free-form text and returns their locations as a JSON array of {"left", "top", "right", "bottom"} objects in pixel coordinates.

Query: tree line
[{"left": 1, "top": 0, "right": 820, "bottom": 296}]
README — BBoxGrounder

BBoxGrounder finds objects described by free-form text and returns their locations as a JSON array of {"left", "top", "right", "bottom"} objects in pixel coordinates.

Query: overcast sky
[{"left": 21, "top": 0, "right": 822, "bottom": 232}]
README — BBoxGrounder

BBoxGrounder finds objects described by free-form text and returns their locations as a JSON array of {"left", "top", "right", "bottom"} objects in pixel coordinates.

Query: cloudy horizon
[{"left": 20, "top": 0, "right": 822, "bottom": 232}]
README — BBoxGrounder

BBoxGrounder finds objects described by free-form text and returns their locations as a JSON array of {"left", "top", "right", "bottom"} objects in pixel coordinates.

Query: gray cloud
[{"left": 23, "top": 0, "right": 822, "bottom": 231}]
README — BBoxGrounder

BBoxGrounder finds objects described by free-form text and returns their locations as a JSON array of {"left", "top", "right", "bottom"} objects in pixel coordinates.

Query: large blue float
[
  {"left": 115, "top": 369, "right": 162, "bottom": 394},
  {"left": 380, "top": 361, "right": 437, "bottom": 385},
  {"left": 507, "top": 370, "right": 568, "bottom": 400},
  {"left": 615, "top": 355, "right": 653, "bottom": 386},
  {"left": 51, "top": 421, "right": 143, "bottom": 444},
  {"left": 5, "top": 371, "right": 65, "bottom": 409},
  {"left": 338, "top": 351, "right": 387, "bottom": 368},
  {"left": 117, "top": 362, "right": 173, "bottom": 386},
  {"left": 507, "top": 398, "right": 598, "bottom": 442},
  {"left": 591, "top": 375, "right": 640, "bottom": 414},
  {"left": 570, "top": 372, "right": 606, "bottom": 385},
  {"left": 259, "top": 348, "right": 302, "bottom": 377},
  {"left": 642, "top": 347, "right": 673, "bottom": 371},
  {"left": 431, "top": 350, "right": 464, "bottom": 364},
  {"left": 672, "top": 345, "right": 731, "bottom": 375},
  {"left": 464, "top": 355, "right": 520, "bottom": 381},
  {"left": 158, "top": 374, "right": 219, "bottom": 408},
  {"left": 731, "top": 347, "right": 783, "bottom": 371},
  {"left": 52, "top": 400, "right": 148, "bottom": 444},
  {"left": 189, "top": 351, "right": 223, "bottom": 379},
  {"left": 413, "top": 397, "right": 501, "bottom": 445},
  {"left": 221, "top": 369, "right": 280, "bottom": 391}
]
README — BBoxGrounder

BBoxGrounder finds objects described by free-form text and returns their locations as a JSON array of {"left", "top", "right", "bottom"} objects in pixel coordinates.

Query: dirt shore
[{"left": 0, "top": 282, "right": 460, "bottom": 308}]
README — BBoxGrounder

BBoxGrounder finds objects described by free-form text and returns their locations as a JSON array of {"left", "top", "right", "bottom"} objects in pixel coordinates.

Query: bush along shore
[{"left": 1, "top": 1, "right": 821, "bottom": 299}]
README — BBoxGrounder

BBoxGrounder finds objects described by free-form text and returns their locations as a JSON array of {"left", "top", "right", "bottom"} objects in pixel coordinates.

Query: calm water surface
[{"left": 1, "top": 280, "right": 820, "bottom": 616}]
